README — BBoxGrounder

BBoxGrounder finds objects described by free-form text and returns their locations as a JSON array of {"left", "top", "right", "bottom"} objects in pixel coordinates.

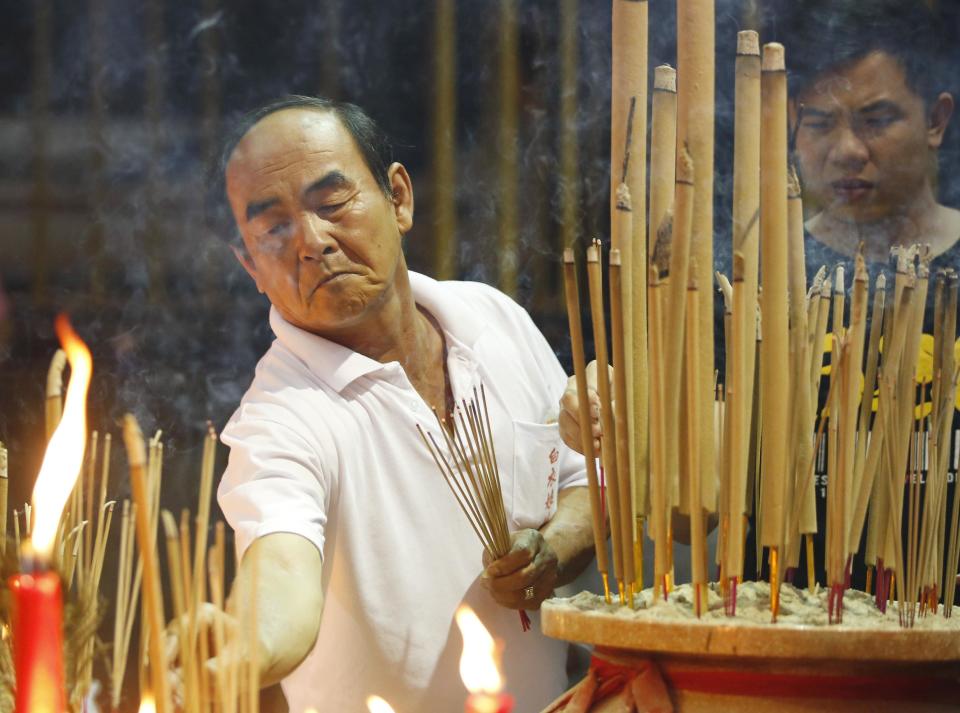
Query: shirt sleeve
[{"left": 218, "top": 413, "right": 331, "bottom": 561}]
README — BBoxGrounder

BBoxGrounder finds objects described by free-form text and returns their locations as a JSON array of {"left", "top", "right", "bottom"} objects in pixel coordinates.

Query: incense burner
[{"left": 542, "top": 583, "right": 960, "bottom": 712}]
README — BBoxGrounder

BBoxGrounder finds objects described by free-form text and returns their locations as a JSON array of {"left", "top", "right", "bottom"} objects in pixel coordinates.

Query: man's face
[
  {"left": 794, "top": 51, "right": 945, "bottom": 224},
  {"left": 225, "top": 109, "right": 412, "bottom": 335}
]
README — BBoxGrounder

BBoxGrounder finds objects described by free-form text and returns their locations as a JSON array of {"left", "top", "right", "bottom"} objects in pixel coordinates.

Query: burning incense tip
[
  {"left": 787, "top": 165, "right": 801, "bottom": 199},
  {"left": 737, "top": 30, "right": 760, "bottom": 57},
  {"left": 45, "top": 349, "right": 66, "bottom": 398},
  {"left": 732, "top": 251, "right": 746, "bottom": 282},
  {"left": 834, "top": 266, "right": 845, "bottom": 295},
  {"left": 653, "top": 211, "right": 673, "bottom": 276},
  {"left": 821, "top": 275, "right": 833, "bottom": 297},
  {"left": 677, "top": 144, "right": 694, "bottom": 184},
  {"left": 563, "top": 248, "right": 575, "bottom": 264},
  {"left": 122, "top": 415, "right": 147, "bottom": 468},
  {"left": 807, "top": 266, "right": 828, "bottom": 300},
  {"left": 586, "top": 244, "right": 600, "bottom": 263},
  {"left": 876, "top": 272, "right": 887, "bottom": 290},
  {"left": 610, "top": 249, "right": 622, "bottom": 267},
  {"left": 615, "top": 183, "right": 632, "bottom": 211},
  {"left": 716, "top": 272, "right": 733, "bottom": 312},
  {"left": 761, "top": 43, "right": 785, "bottom": 72},
  {"left": 653, "top": 64, "right": 677, "bottom": 93},
  {"left": 0, "top": 443, "right": 6, "bottom": 478},
  {"left": 854, "top": 254, "right": 868, "bottom": 282}
]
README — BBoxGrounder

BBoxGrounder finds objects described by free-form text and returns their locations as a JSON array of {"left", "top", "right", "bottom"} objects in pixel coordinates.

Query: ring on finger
[{"left": 523, "top": 585, "right": 535, "bottom": 601}]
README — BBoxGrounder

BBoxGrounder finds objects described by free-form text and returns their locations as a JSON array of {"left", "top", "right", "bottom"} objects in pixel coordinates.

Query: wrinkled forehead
[{"left": 225, "top": 108, "right": 358, "bottom": 191}]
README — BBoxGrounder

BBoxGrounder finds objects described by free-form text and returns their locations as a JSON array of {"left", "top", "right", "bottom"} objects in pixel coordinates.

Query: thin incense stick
[
  {"left": 562, "top": 249, "right": 611, "bottom": 601},
  {"left": 586, "top": 241, "right": 625, "bottom": 602},
  {"left": 123, "top": 414, "right": 172, "bottom": 713},
  {"left": 609, "top": 248, "right": 636, "bottom": 597}
]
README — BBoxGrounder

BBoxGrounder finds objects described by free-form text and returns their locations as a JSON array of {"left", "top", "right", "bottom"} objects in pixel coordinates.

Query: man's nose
[
  {"left": 298, "top": 214, "right": 338, "bottom": 261},
  {"left": 828, "top": 125, "right": 870, "bottom": 170}
]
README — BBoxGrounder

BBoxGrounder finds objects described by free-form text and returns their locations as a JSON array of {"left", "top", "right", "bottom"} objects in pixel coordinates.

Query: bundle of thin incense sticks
[
  {"left": 563, "top": 5, "right": 960, "bottom": 628},
  {"left": 417, "top": 385, "right": 532, "bottom": 630}
]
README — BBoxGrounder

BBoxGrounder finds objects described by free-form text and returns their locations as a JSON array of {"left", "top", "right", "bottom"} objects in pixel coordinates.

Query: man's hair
[
  {"left": 212, "top": 95, "right": 394, "bottom": 242},
  {"left": 767, "top": 0, "right": 947, "bottom": 105}
]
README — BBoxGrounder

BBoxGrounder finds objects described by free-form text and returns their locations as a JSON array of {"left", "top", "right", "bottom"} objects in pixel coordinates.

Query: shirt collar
[{"left": 268, "top": 270, "right": 487, "bottom": 393}]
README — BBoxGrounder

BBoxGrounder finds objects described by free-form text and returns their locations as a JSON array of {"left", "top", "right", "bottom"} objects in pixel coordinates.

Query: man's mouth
[
  {"left": 312, "top": 271, "right": 354, "bottom": 294},
  {"left": 831, "top": 178, "right": 874, "bottom": 202}
]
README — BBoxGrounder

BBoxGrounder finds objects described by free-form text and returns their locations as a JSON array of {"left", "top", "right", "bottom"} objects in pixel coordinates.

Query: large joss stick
[
  {"left": 123, "top": 414, "right": 172, "bottom": 713},
  {"left": 660, "top": 146, "right": 694, "bottom": 598},
  {"left": 559, "top": 0, "right": 579, "bottom": 253},
  {"left": 727, "top": 31, "right": 760, "bottom": 593},
  {"left": 759, "top": 42, "right": 789, "bottom": 618},
  {"left": 785, "top": 168, "right": 815, "bottom": 575},
  {"left": 611, "top": 0, "right": 649, "bottom": 587},
  {"left": 496, "top": 0, "right": 519, "bottom": 297},
  {"left": 431, "top": 0, "right": 457, "bottom": 280},
  {"left": 648, "top": 64, "right": 676, "bottom": 515},
  {"left": 586, "top": 242, "right": 625, "bottom": 602},
  {"left": 562, "top": 249, "right": 612, "bottom": 602},
  {"left": 609, "top": 248, "right": 637, "bottom": 598},
  {"left": 676, "top": 0, "right": 716, "bottom": 519}
]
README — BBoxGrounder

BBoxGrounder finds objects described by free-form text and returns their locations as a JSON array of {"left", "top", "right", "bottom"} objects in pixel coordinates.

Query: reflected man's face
[
  {"left": 225, "top": 109, "right": 413, "bottom": 335},
  {"left": 794, "top": 51, "right": 949, "bottom": 224}
]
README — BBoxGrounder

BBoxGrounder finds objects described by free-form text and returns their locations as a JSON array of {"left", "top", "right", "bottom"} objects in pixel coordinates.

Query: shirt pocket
[{"left": 510, "top": 420, "right": 562, "bottom": 529}]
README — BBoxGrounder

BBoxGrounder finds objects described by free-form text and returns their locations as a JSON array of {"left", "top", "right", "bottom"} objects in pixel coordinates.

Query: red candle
[
  {"left": 8, "top": 570, "right": 67, "bottom": 713},
  {"left": 465, "top": 692, "right": 514, "bottom": 713},
  {"left": 11, "top": 316, "right": 92, "bottom": 713}
]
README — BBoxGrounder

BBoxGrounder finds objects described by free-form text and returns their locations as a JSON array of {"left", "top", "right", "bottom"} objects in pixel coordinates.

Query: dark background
[{"left": 1, "top": 0, "right": 959, "bottom": 709}]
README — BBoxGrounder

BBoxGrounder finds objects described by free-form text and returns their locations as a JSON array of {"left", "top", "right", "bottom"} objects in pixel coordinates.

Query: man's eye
[
  {"left": 802, "top": 119, "right": 832, "bottom": 132},
  {"left": 863, "top": 116, "right": 895, "bottom": 130},
  {"left": 267, "top": 221, "right": 292, "bottom": 236},
  {"left": 317, "top": 200, "right": 347, "bottom": 215}
]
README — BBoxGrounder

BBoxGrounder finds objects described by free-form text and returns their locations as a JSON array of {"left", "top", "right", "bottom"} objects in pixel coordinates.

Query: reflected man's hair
[{"left": 767, "top": 0, "right": 948, "bottom": 106}]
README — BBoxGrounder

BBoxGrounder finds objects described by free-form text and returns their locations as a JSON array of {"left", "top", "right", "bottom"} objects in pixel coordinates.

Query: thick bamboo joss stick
[
  {"left": 610, "top": 249, "right": 636, "bottom": 597},
  {"left": 786, "top": 166, "right": 814, "bottom": 572},
  {"left": 759, "top": 45, "right": 790, "bottom": 616},
  {"left": 430, "top": 0, "right": 457, "bottom": 280},
  {"left": 122, "top": 414, "right": 172, "bottom": 713},
  {"left": 648, "top": 235, "right": 671, "bottom": 600},
  {"left": 562, "top": 250, "right": 611, "bottom": 601},
  {"left": 586, "top": 242, "right": 625, "bottom": 601},
  {"left": 677, "top": 0, "right": 716, "bottom": 518},
  {"left": 496, "top": 0, "right": 519, "bottom": 297},
  {"left": 559, "top": 0, "right": 579, "bottom": 253},
  {"left": 662, "top": 148, "right": 695, "bottom": 547},
  {"left": 649, "top": 66, "right": 677, "bottom": 257},
  {"left": 733, "top": 32, "right": 761, "bottom": 533},
  {"left": 431, "top": 0, "right": 456, "bottom": 281},
  {"left": 611, "top": 1, "right": 649, "bottom": 557}
]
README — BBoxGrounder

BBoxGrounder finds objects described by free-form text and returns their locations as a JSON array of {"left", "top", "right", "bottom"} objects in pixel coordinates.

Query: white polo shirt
[{"left": 218, "top": 272, "right": 589, "bottom": 713}]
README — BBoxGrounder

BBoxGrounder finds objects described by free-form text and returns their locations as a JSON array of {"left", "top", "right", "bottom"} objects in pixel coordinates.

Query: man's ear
[
  {"left": 928, "top": 92, "right": 954, "bottom": 149},
  {"left": 387, "top": 162, "right": 414, "bottom": 234},
  {"left": 231, "top": 242, "right": 265, "bottom": 294}
]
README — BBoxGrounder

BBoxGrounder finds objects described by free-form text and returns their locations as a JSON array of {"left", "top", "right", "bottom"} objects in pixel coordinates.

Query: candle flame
[
  {"left": 366, "top": 695, "right": 397, "bottom": 713},
  {"left": 31, "top": 315, "right": 92, "bottom": 559},
  {"left": 138, "top": 694, "right": 156, "bottom": 713},
  {"left": 455, "top": 605, "right": 502, "bottom": 694}
]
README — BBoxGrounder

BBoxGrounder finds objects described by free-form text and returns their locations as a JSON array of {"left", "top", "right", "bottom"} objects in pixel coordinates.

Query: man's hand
[
  {"left": 559, "top": 360, "right": 610, "bottom": 456},
  {"left": 481, "top": 529, "right": 559, "bottom": 610}
]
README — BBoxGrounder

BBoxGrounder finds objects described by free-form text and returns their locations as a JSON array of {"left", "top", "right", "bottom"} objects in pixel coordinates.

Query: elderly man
[{"left": 213, "top": 95, "right": 596, "bottom": 712}]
